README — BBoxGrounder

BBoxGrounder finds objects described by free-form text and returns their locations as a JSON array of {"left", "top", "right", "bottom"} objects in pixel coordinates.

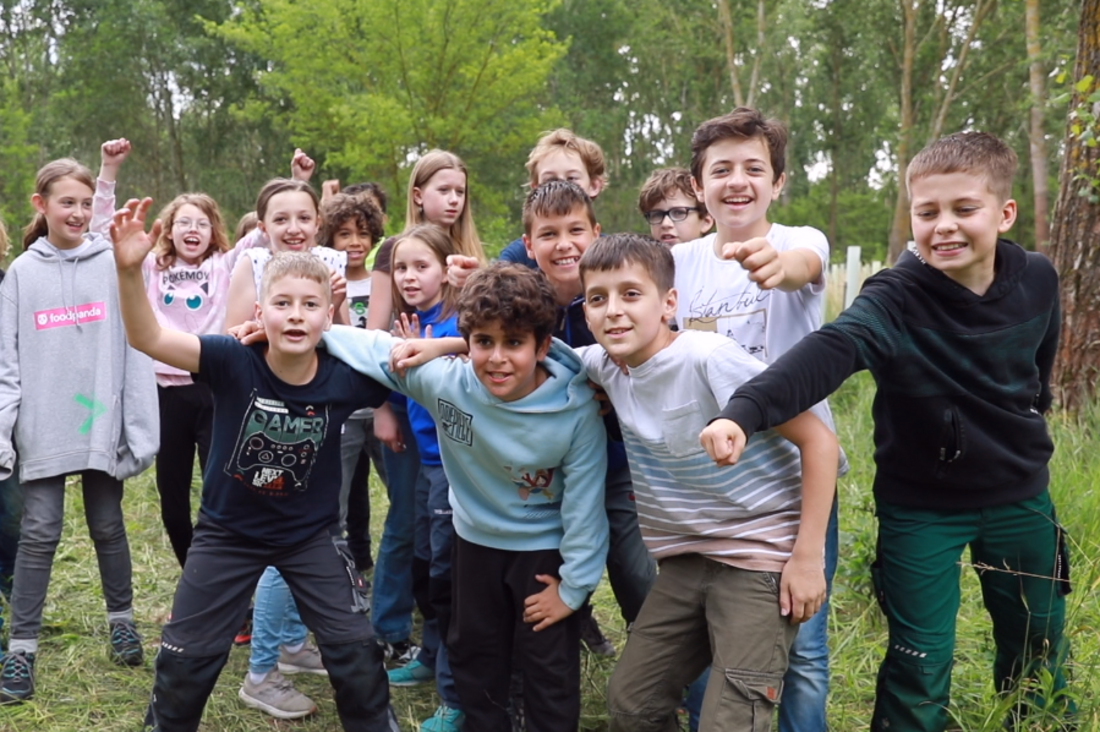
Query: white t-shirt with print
[{"left": 672, "top": 223, "right": 828, "bottom": 364}]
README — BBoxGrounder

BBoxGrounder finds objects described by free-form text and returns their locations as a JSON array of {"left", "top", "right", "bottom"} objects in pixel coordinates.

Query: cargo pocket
[
  {"left": 332, "top": 533, "right": 372, "bottom": 614},
  {"left": 870, "top": 536, "right": 888, "bottom": 613},
  {"left": 714, "top": 668, "right": 783, "bottom": 732},
  {"left": 1053, "top": 516, "right": 1072, "bottom": 597}
]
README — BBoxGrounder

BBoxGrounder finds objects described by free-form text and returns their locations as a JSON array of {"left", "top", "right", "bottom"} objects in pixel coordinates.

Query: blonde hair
[
  {"left": 390, "top": 224, "right": 460, "bottom": 321},
  {"left": 907, "top": 131, "right": 1018, "bottom": 202},
  {"left": 22, "top": 159, "right": 95, "bottom": 250},
  {"left": 259, "top": 251, "right": 333, "bottom": 303},
  {"left": 153, "top": 194, "right": 231, "bottom": 270},
  {"left": 234, "top": 211, "right": 259, "bottom": 244},
  {"left": 525, "top": 129, "right": 608, "bottom": 190},
  {"left": 406, "top": 150, "right": 485, "bottom": 264}
]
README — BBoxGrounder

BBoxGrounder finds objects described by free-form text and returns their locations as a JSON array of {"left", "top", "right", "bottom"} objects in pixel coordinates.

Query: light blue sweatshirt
[{"left": 322, "top": 325, "right": 609, "bottom": 610}]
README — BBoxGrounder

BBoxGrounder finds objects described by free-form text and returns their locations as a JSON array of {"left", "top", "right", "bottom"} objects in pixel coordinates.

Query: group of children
[{"left": 0, "top": 106, "right": 1075, "bottom": 732}]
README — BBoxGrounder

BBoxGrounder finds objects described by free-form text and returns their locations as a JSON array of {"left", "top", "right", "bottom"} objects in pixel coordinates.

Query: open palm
[{"left": 110, "top": 198, "right": 162, "bottom": 271}]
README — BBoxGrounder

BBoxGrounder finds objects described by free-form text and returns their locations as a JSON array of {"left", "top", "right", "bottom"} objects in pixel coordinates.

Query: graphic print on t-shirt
[
  {"left": 683, "top": 287, "right": 769, "bottom": 359},
  {"left": 226, "top": 390, "right": 328, "bottom": 495}
]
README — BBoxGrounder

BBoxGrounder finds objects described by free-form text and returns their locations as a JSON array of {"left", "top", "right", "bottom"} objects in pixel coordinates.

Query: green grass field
[{"left": 0, "top": 372, "right": 1096, "bottom": 731}]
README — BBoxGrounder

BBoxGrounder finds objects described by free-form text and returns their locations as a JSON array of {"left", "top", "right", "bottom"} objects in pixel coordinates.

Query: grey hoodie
[{"left": 0, "top": 234, "right": 159, "bottom": 482}]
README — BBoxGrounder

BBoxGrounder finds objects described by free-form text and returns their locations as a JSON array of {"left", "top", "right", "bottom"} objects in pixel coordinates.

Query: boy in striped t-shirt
[{"left": 575, "top": 233, "right": 838, "bottom": 732}]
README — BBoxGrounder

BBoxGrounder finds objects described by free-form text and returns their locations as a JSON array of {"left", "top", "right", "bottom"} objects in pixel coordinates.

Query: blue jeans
[
  {"left": 249, "top": 567, "right": 308, "bottom": 674},
  {"left": 372, "top": 403, "right": 418, "bottom": 643},
  {"left": 413, "top": 463, "right": 460, "bottom": 707},
  {"left": 687, "top": 495, "right": 839, "bottom": 731}
]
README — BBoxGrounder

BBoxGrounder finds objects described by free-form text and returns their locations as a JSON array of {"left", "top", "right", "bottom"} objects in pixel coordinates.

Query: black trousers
[
  {"left": 449, "top": 536, "right": 581, "bottom": 732},
  {"left": 155, "top": 383, "right": 214, "bottom": 567},
  {"left": 145, "top": 517, "right": 397, "bottom": 732}
]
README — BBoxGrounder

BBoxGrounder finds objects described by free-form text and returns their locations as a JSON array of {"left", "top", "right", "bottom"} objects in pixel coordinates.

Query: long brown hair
[
  {"left": 405, "top": 150, "right": 486, "bottom": 264},
  {"left": 390, "top": 224, "right": 460, "bottom": 321},
  {"left": 22, "top": 159, "right": 95, "bottom": 250},
  {"left": 153, "top": 193, "right": 231, "bottom": 269}
]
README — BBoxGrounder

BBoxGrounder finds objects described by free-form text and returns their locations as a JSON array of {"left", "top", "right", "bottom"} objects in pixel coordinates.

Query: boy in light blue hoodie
[{"left": 321, "top": 262, "right": 610, "bottom": 732}]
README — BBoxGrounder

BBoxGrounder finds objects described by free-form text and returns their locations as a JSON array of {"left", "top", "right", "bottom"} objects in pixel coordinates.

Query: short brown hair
[
  {"left": 638, "top": 168, "right": 697, "bottom": 214},
  {"left": 580, "top": 233, "right": 675, "bottom": 294},
  {"left": 154, "top": 193, "right": 231, "bottom": 270},
  {"left": 319, "top": 193, "right": 385, "bottom": 249},
  {"left": 255, "top": 178, "right": 319, "bottom": 222},
  {"left": 522, "top": 180, "right": 597, "bottom": 236},
  {"left": 906, "top": 131, "right": 1017, "bottom": 201},
  {"left": 525, "top": 129, "right": 608, "bottom": 190},
  {"left": 259, "top": 251, "right": 332, "bottom": 303},
  {"left": 690, "top": 107, "right": 787, "bottom": 185},
  {"left": 458, "top": 263, "right": 559, "bottom": 345}
]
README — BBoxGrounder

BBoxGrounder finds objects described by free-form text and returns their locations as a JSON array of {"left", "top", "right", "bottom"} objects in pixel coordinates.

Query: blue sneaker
[
  {"left": 387, "top": 658, "right": 434, "bottom": 687},
  {"left": 0, "top": 650, "right": 35, "bottom": 704},
  {"left": 421, "top": 704, "right": 465, "bottom": 732}
]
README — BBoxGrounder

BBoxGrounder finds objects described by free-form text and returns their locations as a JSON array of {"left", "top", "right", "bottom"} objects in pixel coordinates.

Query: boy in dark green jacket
[{"left": 702, "top": 131, "right": 1072, "bottom": 731}]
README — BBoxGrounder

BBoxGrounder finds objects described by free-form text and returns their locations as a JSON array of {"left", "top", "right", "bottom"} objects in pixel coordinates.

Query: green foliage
[
  {"left": 1053, "top": 71, "right": 1100, "bottom": 204},
  {"left": 778, "top": 184, "right": 893, "bottom": 263},
  {"left": 0, "top": 78, "right": 36, "bottom": 246}
]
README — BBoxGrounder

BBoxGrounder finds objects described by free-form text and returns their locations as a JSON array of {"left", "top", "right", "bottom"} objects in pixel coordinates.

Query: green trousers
[{"left": 870, "top": 490, "right": 1073, "bottom": 732}]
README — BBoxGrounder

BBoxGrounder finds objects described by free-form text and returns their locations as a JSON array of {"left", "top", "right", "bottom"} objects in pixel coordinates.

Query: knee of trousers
[
  {"left": 86, "top": 518, "right": 128, "bottom": 544},
  {"left": 149, "top": 647, "right": 230, "bottom": 731},
  {"left": 606, "top": 665, "right": 678, "bottom": 730}
]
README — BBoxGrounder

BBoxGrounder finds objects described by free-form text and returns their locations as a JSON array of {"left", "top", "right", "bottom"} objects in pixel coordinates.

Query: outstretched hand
[
  {"left": 391, "top": 312, "right": 428, "bottom": 341},
  {"left": 719, "top": 237, "right": 786, "bottom": 290},
  {"left": 446, "top": 254, "right": 481, "bottom": 288},
  {"left": 291, "top": 148, "right": 316, "bottom": 182},
  {"left": 110, "top": 198, "right": 161, "bottom": 271}
]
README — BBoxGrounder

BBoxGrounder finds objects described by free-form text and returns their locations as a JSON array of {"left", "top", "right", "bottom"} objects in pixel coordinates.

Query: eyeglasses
[
  {"left": 174, "top": 218, "right": 212, "bottom": 231},
  {"left": 643, "top": 207, "right": 702, "bottom": 225}
]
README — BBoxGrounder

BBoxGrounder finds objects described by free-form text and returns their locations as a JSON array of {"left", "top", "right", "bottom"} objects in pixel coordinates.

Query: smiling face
[
  {"left": 392, "top": 237, "right": 445, "bottom": 311},
  {"left": 33, "top": 176, "right": 94, "bottom": 249},
  {"left": 523, "top": 206, "right": 600, "bottom": 305},
  {"left": 584, "top": 262, "right": 677, "bottom": 367},
  {"left": 256, "top": 274, "right": 333, "bottom": 357},
  {"left": 468, "top": 320, "right": 551, "bottom": 402},
  {"left": 909, "top": 171, "right": 1016, "bottom": 295},
  {"left": 259, "top": 191, "right": 319, "bottom": 252},
  {"left": 331, "top": 218, "right": 373, "bottom": 270},
  {"left": 170, "top": 203, "right": 215, "bottom": 265},
  {"left": 534, "top": 149, "right": 603, "bottom": 199},
  {"left": 645, "top": 190, "right": 713, "bottom": 247},
  {"left": 413, "top": 168, "right": 466, "bottom": 228},
  {"left": 693, "top": 136, "right": 783, "bottom": 241}
]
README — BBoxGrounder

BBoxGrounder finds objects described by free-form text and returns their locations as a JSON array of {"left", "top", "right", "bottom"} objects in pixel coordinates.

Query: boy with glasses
[{"left": 638, "top": 168, "right": 714, "bottom": 247}]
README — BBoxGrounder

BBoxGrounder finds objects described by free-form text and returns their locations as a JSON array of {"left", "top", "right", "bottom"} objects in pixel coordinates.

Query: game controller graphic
[{"left": 238, "top": 433, "right": 316, "bottom": 490}]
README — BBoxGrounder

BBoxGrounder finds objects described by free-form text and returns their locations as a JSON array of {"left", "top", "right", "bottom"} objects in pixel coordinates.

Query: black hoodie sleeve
[
  {"left": 1034, "top": 275, "right": 1060, "bottom": 414},
  {"left": 718, "top": 272, "right": 906, "bottom": 438}
]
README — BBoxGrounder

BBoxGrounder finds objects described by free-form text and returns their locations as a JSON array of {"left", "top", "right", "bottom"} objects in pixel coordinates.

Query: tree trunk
[
  {"left": 1025, "top": 0, "right": 1050, "bottom": 252},
  {"left": 717, "top": 0, "right": 744, "bottom": 107},
  {"left": 1048, "top": 0, "right": 1100, "bottom": 412},
  {"left": 887, "top": 0, "right": 917, "bottom": 264}
]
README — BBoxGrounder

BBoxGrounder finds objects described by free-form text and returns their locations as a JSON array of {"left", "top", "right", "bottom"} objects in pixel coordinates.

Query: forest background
[{"left": 0, "top": 0, "right": 1088, "bottom": 266}]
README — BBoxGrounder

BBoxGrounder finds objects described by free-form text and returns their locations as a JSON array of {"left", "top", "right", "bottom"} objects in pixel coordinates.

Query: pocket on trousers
[
  {"left": 716, "top": 669, "right": 783, "bottom": 732},
  {"left": 1054, "top": 518, "right": 1072, "bottom": 597},
  {"left": 332, "top": 533, "right": 372, "bottom": 614}
]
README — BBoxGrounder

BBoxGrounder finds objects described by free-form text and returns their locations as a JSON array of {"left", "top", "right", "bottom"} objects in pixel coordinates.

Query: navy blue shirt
[
  {"left": 195, "top": 335, "right": 389, "bottom": 545},
  {"left": 498, "top": 238, "right": 539, "bottom": 269}
]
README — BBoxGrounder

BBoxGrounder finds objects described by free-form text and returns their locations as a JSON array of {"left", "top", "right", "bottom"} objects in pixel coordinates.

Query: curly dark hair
[
  {"left": 458, "top": 262, "right": 559, "bottom": 345},
  {"left": 318, "top": 193, "right": 386, "bottom": 249}
]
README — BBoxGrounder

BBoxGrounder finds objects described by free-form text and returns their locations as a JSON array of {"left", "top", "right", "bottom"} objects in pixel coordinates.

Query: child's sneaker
[
  {"left": 381, "top": 638, "right": 420, "bottom": 666},
  {"left": 234, "top": 608, "right": 254, "bottom": 646},
  {"left": 579, "top": 615, "right": 616, "bottom": 657},
  {"left": 0, "top": 650, "right": 34, "bottom": 704},
  {"left": 421, "top": 704, "right": 465, "bottom": 732},
  {"left": 238, "top": 670, "right": 317, "bottom": 719},
  {"left": 109, "top": 620, "right": 144, "bottom": 666},
  {"left": 387, "top": 658, "right": 434, "bottom": 687},
  {"left": 277, "top": 643, "right": 328, "bottom": 676}
]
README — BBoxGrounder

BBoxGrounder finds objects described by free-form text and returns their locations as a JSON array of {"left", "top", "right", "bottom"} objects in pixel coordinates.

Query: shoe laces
[
  {"left": 2, "top": 653, "right": 33, "bottom": 681},
  {"left": 436, "top": 705, "right": 463, "bottom": 721},
  {"left": 111, "top": 622, "right": 141, "bottom": 646}
]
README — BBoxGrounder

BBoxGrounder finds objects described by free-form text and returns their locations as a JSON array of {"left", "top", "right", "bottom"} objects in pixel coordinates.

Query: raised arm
[
  {"left": 111, "top": 198, "right": 201, "bottom": 373},
  {"left": 91, "top": 138, "right": 131, "bottom": 236}
]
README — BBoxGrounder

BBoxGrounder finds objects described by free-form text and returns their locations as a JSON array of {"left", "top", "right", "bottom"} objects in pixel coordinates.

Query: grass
[{"left": 1, "top": 372, "right": 1098, "bottom": 731}]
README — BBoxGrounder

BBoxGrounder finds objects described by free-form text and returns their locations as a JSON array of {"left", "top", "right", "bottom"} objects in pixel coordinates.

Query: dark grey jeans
[{"left": 10, "top": 470, "right": 133, "bottom": 639}]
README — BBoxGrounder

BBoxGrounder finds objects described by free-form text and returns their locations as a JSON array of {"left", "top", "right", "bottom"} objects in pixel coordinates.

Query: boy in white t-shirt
[{"left": 674, "top": 107, "right": 845, "bottom": 732}]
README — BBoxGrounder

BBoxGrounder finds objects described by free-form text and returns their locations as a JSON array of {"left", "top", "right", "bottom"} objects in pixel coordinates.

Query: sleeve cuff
[
  {"left": 557, "top": 581, "right": 589, "bottom": 612},
  {"left": 712, "top": 395, "right": 765, "bottom": 440}
]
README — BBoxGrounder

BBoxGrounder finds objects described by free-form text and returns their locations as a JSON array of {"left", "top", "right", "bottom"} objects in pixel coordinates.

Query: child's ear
[
  {"left": 31, "top": 193, "right": 47, "bottom": 215},
  {"left": 536, "top": 334, "right": 552, "bottom": 361},
  {"left": 701, "top": 212, "right": 715, "bottom": 235},
  {"left": 253, "top": 301, "right": 263, "bottom": 323},
  {"left": 587, "top": 178, "right": 605, "bottom": 199},
  {"left": 324, "top": 303, "right": 335, "bottom": 330},
  {"left": 523, "top": 234, "right": 535, "bottom": 260},
  {"left": 663, "top": 288, "right": 678, "bottom": 323},
  {"left": 998, "top": 199, "right": 1018, "bottom": 233},
  {"left": 412, "top": 187, "right": 424, "bottom": 207},
  {"left": 771, "top": 172, "right": 787, "bottom": 201},
  {"left": 256, "top": 219, "right": 268, "bottom": 235},
  {"left": 691, "top": 176, "right": 705, "bottom": 203}
]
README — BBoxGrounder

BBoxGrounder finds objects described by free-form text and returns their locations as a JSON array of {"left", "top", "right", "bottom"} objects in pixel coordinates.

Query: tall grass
[{"left": 0, "top": 373, "right": 1096, "bottom": 730}]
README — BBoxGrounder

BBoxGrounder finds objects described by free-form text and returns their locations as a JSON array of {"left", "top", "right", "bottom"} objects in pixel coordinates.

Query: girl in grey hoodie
[{"left": 0, "top": 153, "right": 158, "bottom": 703}]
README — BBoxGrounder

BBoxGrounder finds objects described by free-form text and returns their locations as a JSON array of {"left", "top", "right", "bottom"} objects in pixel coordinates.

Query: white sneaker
[
  {"left": 278, "top": 642, "right": 328, "bottom": 676},
  {"left": 238, "top": 670, "right": 317, "bottom": 719}
]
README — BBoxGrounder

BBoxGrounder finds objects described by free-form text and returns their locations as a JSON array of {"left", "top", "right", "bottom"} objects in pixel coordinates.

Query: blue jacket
[
  {"left": 322, "top": 326, "right": 610, "bottom": 610},
  {"left": 405, "top": 301, "right": 460, "bottom": 465}
]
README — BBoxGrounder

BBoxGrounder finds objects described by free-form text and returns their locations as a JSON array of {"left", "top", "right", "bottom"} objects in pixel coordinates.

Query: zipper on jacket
[{"left": 936, "top": 407, "right": 963, "bottom": 477}]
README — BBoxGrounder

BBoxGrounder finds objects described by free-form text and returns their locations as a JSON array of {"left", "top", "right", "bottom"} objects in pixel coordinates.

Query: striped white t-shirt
[{"left": 579, "top": 330, "right": 829, "bottom": 572}]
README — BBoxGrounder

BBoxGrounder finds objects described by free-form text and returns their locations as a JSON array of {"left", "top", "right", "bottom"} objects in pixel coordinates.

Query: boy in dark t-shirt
[{"left": 110, "top": 198, "right": 397, "bottom": 732}]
